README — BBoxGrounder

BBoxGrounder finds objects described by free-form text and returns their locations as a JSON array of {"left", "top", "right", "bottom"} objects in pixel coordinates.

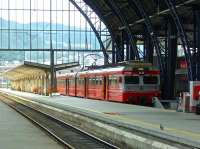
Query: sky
[{"left": 0, "top": 0, "right": 87, "bottom": 27}]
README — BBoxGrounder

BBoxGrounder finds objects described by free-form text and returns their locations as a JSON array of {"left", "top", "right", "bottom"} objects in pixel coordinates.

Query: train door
[
  {"left": 66, "top": 79, "right": 69, "bottom": 95},
  {"left": 103, "top": 77, "right": 106, "bottom": 99},
  {"left": 84, "top": 78, "right": 87, "bottom": 98},
  {"left": 74, "top": 77, "right": 77, "bottom": 96},
  {"left": 85, "top": 78, "right": 88, "bottom": 98},
  {"left": 104, "top": 76, "right": 108, "bottom": 100}
]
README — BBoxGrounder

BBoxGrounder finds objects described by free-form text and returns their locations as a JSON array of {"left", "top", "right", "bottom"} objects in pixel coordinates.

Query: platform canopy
[
  {"left": 3, "top": 61, "right": 79, "bottom": 81},
  {"left": 3, "top": 64, "right": 47, "bottom": 81}
]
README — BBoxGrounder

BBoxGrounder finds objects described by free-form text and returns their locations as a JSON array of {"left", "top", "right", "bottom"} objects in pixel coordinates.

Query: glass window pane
[
  {"left": 16, "top": 0, "right": 24, "bottom": 9},
  {"left": 10, "top": 31, "right": 17, "bottom": 49},
  {"left": 143, "top": 76, "right": 158, "bottom": 84},
  {"left": 43, "top": 0, "right": 50, "bottom": 10},
  {"left": 44, "top": 31, "right": 50, "bottom": 49},
  {"left": 125, "top": 76, "right": 139, "bottom": 84},
  {"left": 9, "top": 0, "right": 17, "bottom": 9},
  {"left": 23, "top": 31, "right": 30, "bottom": 49},
  {"left": 23, "top": 11, "right": 30, "bottom": 29},
  {"left": 0, "top": 0, "right": 8, "bottom": 9},
  {"left": 17, "top": 32, "right": 23, "bottom": 49},
  {"left": 0, "top": 0, "right": 108, "bottom": 66},
  {"left": 2, "top": 31, "right": 8, "bottom": 48}
]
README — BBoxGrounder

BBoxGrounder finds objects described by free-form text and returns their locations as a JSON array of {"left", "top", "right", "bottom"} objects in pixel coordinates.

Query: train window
[
  {"left": 93, "top": 78, "right": 96, "bottom": 85},
  {"left": 81, "top": 79, "right": 83, "bottom": 85},
  {"left": 109, "top": 79, "right": 112, "bottom": 85},
  {"left": 143, "top": 76, "right": 158, "bottom": 84},
  {"left": 82, "top": 79, "right": 84, "bottom": 85},
  {"left": 69, "top": 79, "right": 75, "bottom": 85},
  {"left": 125, "top": 76, "right": 139, "bottom": 84},
  {"left": 61, "top": 79, "right": 65, "bottom": 86},
  {"left": 108, "top": 76, "right": 117, "bottom": 87},
  {"left": 89, "top": 78, "right": 92, "bottom": 85},
  {"left": 91, "top": 79, "right": 93, "bottom": 85},
  {"left": 96, "top": 78, "right": 99, "bottom": 85},
  {"left": 79, "top": 79, "right": 82, "bottom": 85},
  {"left": 99, "top": 78, "right": 103, "bottom": 85},
  {"left": 90, "top": 78, "right": 94, "bottom": 85}
]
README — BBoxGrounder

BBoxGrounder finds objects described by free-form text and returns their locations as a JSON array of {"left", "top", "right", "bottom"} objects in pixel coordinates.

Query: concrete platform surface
[
  {"left": 0, "top": 98, "right": 63, "bottom": 149},
  {"left": 1, "top": 89, "right": 200, "bottom": 147}
]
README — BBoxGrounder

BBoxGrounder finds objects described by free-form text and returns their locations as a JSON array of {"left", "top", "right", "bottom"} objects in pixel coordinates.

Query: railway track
[{"left": 0, "top": 95, "right": 118, "bottom": 149}]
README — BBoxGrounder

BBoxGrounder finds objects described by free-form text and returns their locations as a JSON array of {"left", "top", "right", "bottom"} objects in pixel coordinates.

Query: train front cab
[{"left": 122, "top": 74, "right": 160, "bottom": 105}]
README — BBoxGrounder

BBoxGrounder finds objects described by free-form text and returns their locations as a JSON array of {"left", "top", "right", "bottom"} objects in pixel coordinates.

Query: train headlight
[{"left": 139, "top": 71, "right": 144, "bottom": 75}]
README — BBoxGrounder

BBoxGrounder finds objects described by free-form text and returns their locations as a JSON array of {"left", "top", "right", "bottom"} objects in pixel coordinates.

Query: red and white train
[{"left": 57, "top": 61, "right": 160, "bottom": 105}]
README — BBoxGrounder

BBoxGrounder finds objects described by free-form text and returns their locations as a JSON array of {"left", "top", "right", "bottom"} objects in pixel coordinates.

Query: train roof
[
  {"left": 87, "top": 61, "right": 153, "bottom": 70},
  {"left": 57, "top": 61, "right": 159, "bottom": 78},
  {"left": 78, "top": 61, "right": 159, "bottom": 76},
  {"left": 57, "top": 72, "right": 77, "bottom": 78}
]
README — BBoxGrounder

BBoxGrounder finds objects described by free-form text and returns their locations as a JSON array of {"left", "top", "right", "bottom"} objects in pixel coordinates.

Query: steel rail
[{"left": 0, "top": 95, "right": 118, "bottom": 149}]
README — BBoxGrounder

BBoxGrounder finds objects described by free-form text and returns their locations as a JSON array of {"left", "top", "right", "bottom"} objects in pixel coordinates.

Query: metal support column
[
  {"left": 194, "top": 9, "right": 200, "bottom": 81},
  {"left": 50, "top": 49, "right": 56, "bottom": 95},
  {"left": 126, "top": 33, "right": 130, "bottom": 61},
  {"left": 116, "top": 35, "right": 122, "bottom": 62},
  {"left": 120, "top": 31, "right": 125, "bottom": 61},
  {"left": 69, "top": 0, "right": 109, "bottom": 64},
  {"left": 128, "top": 0, "right": 164, "bottom": 75},
  {"left": 49, "top": 0, "right": 56, "bottom": 95},
  {"left": 164, "top": 0, "right": 193, "bottom": 81},
  {"left": 163, "top": 18, "right": 177, "bottom": 99},
  {"left": 112, "top": 41, "right": 116, "bottom": 64},
  {"left": 130, "top": 41, "right": 136, "bottom": 60},
  {"left": 106, "top": 0, "right": 140, "bottom": 60},
  {"left": 144, "top": 27, "right": 153, "bottom": 63}
]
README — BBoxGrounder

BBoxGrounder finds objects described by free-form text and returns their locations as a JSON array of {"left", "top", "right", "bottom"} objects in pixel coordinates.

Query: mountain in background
[{"left": 0, "top": 18, "right": 100, "bottom": 64}]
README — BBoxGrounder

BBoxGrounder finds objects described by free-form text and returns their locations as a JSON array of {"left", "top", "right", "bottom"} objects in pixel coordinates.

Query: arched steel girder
[
  {"left": 69, "top": 0, "right": 109, "bottom": 64},
  {"left": 127, "top": 0, "right": 165, "bottom": 75},
  {"left": 83, "top": 0, "right": 121, "bottom": 61},
  {"left": 105, "top": 0, "right": 140, "bottom": 60},
  {"left": 164, "top": 0, "right": 193, "bottom": 80}
]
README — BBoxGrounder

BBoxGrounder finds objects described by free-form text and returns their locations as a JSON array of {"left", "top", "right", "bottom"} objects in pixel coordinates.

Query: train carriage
[
  {"left": 120, "top": 68, "right": 160, "bottom": 105},
  {"left": 57, "top": 61, "right": 160, "bottom": 106},
  {"left": 56, "top": 75, "right": 67, "bottom": 95}
]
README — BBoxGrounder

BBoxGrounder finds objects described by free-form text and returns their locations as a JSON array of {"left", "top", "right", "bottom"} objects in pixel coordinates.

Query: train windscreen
[
  {"left": 143, "top": 76, "right": 158, "bottom": 84},
  {"left": 125, "top": 76, "right": 139, "bottom": 84}
]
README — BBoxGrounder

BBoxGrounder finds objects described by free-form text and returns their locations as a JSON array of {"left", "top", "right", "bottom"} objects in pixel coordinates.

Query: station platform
[
  {"left": 0, "top": 88, "right": 200, "bottom": 149},
  {"left": 0, "top": 96, "right": 63, "bottom": 149}
]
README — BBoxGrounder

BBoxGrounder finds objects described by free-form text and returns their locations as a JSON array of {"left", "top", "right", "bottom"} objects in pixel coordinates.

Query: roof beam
[
  {"left": 69, "top": 0, "right": 109, "bottom": 64},
  {"left": 127, "top": 0, "right": 165, "bottom": 75},
  {"left": 124, "top": 0, "right": 198, "bottom": 28},
  {"left": 105, "top": 0, "right": 140, "bottom": 60}
]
